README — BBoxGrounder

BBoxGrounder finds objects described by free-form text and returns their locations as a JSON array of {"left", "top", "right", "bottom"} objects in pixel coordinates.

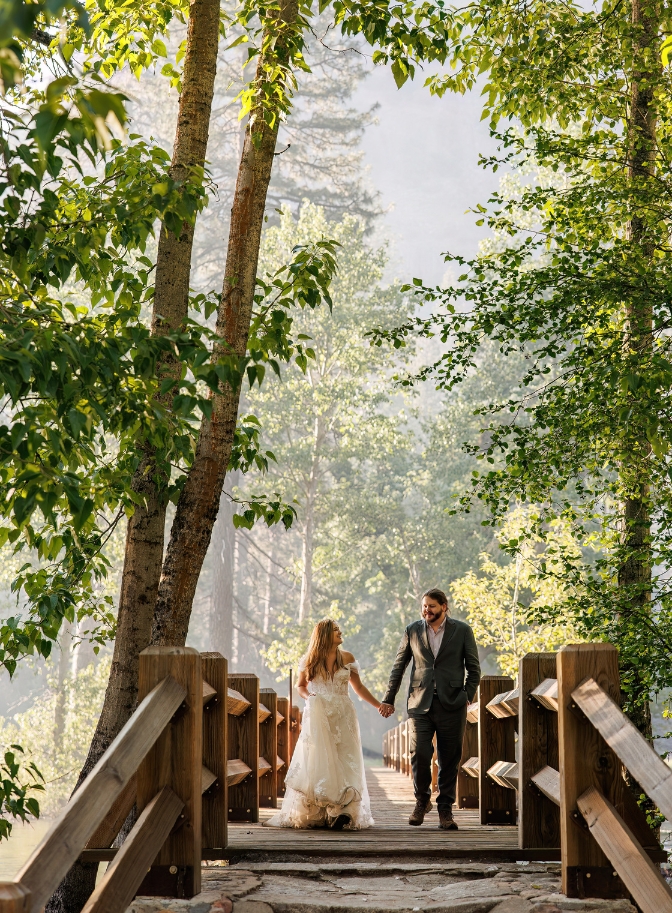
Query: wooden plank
[
  {"left": 16, "top": 675, "right": 186, "bottom": 912},
  {"left": 228, "top": 673, "right": 259, "bottom": 822},
  {"left": 478, "top": 675, "right": 516, "bottom": 826},
  {"left": 227, "top": 687, "right": 251, "bottom": 716},
  {"left": 0, "top": 884, "right": 31, "bottom": 913},
  {"left": 136, "top": 647, "right": 202, "bottom": 898},
  {"left": 276, "top": 711, "right": 284, "bottom": 724},
  {"left": 85, "top": 775, "right": 136, "bottom": 850},
  {"left": 577, "top": 786, "right": 672, "bottom": 913},
  {"left": 259, "top": 688, "right": 278, "bottom": 808},
  {"left": 201, "top": 765, "right": 217, "bottom": 794},
  {"left": 531, "top": 765, "right": 560, "bottom": 806},
  {"left": 81, "top": 787, "right": 183, "bottom": 913},
  {"left": 201, "top": 652, "right": 228, "bottom": 853},
  {"left": 531, "top": 677, "right": 558, "bottom": 712},
  {"left": 258, "top": 757, "right": 272, "bottom": 775},
  {"left": 487, "top": 761, "right": 518, "bottom": 790},
  {"left": 486, "top": 689, "right": 519, "bottom": 719},
  {"left": 202, "top": 680, "right": 217, "bottom": 706},
  {"left": 519, "top": 652, "right": 560, "bottom": 850},
  {"left": 461, "top": 756, "right": 480, "bottom": 779},
  {"left": 258, "top": 703, "right": 271, "bottom": 724},
  {"left": 457, "top": 723, "right": 479, "bottom": 808},
  {"left": 557, "top": 644, "right": 628, "bottom": 900},
  {"left": 276, "top": 755, "right": 285, "bottom": 770},
  {"left": 572, "top": 676, "right": 672, "bottom": 824},
  {"left": 466, "top": 701, "right": 479, "bottom": 725},
  {"left": 227, "top": 759, "right": 252, "bottom": 787},
  {"left": 277, "top": 697, "right": 290, "bottom": 798}
]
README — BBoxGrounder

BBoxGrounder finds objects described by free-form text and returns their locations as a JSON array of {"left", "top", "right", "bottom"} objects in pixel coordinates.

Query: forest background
[{"left": 3, "top": 0, "right": 672, "bottom": 844}]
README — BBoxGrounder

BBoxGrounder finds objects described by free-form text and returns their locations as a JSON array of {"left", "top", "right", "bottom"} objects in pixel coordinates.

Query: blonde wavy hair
[{"left": 304, "top": 618, "right": 344, "bottom": 682}]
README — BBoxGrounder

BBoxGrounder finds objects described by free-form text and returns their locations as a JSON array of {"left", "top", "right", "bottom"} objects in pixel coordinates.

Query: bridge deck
[{"left": 227, "top": 766, "right": 559, "bottom": 861}]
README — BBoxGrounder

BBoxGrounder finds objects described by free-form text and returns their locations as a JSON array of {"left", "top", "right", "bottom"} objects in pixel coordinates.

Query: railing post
[
  {"left": 557, "top": 644, "right": 628, "bottom": 899},
  {"left": 457, "top": 717, "right": 479, "bottom": 809},
  {"left": 277, "top": 696, "right": 289, "bottom": 798},
  {"left": 136, "top": 646, "right": 202, "bottom": 898},
  {"left": 200, "top": 652, "right": 228, "bottom": 854},
  {"left": 478, "top": 675, "right": 516, "bottom": 825},
  {"left": 519, "top": 652, "right": 559, "bottom": 849},
  {"left": 228, "top": 673, "right": 260, "bottom": 822},
  {"left": 0, "top": 884, "right": 31, "bottom": 913},
  {"left": 259, "top": 688, "right": 278, "bottom": 808}
]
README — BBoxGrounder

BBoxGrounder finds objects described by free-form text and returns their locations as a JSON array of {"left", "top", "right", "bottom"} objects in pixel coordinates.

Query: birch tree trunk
[
  {"left": 44, "top": 4, "right": 220, "bottom": 911},
  {"left": 151, "top": 0, "right": 300, "bottom": 646}
]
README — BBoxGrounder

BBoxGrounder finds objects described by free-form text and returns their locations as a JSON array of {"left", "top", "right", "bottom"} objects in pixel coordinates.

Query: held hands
[{"left": 378, "top": 702, "right": 394, "bottom": 718}]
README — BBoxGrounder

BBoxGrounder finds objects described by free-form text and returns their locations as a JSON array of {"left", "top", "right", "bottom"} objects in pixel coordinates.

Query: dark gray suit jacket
[{"left": 383, "top": 617, "right": 481, "bottom": 714}]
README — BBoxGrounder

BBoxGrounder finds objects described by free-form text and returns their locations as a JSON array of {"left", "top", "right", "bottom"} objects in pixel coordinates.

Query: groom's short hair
[{"left": 422, "top": 587, "right": 448, "bottom": 606}]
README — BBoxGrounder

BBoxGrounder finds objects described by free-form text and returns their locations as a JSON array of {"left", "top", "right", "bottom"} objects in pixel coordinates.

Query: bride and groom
[{"left": 266, "top": 588, "right": 481, "bottom": 831}]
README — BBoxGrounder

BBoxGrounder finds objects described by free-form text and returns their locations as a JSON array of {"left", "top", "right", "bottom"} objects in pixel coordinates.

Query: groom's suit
[{"left": 383, "top": 617, "right": 481, "bottom": 814}]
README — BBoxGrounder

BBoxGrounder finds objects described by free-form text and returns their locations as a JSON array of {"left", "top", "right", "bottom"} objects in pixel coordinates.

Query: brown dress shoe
[
  {"left": 409, "top": 798, "right": 432, "bottom": 826},
  {"left": 438, "top": 810, "right": 458, "bottom": 830}
]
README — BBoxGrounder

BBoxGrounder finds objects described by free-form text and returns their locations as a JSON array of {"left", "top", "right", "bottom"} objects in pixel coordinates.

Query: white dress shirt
[{"left": 426, "top": 617, "right": 447, "bottom": 658}]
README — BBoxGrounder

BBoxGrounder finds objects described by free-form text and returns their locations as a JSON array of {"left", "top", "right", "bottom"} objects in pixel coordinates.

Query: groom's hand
[{"left": 379, "top": 702, "right": 394, "bottom": 718}]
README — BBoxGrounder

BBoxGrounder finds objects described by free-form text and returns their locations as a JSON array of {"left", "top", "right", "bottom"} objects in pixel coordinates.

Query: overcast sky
[{"left": 355, "top": 66, "right": 499, "bottom": 286}]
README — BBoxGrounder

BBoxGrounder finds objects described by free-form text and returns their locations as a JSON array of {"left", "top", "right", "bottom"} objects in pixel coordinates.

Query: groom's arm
[
  {"left": 464, "top": 624, "right": 481, "bottom": 702},
  {"left": 382, "top": 628, "right": 413, "bottom": 707}
]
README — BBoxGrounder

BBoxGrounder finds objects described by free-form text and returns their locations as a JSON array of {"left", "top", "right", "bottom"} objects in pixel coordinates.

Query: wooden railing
[
  {"left": 383, "top": 643, "right": 672, "bottom": 913},
  {"left": 0, "top": 647, "right": 300, "bottom": 913}
]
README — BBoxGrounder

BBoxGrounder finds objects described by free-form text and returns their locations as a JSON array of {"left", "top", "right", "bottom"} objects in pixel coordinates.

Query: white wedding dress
[{"left": 265, "top": 658, "right": 374, "bottom": 830}]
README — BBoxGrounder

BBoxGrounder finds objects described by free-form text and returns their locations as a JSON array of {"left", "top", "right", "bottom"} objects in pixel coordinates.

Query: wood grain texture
[
  {"left": 201, "top": 766, "right": 217, "bottom": 794},
  {"left": 457, "top": 722, "right": 479, "bottom": 807},
  {"left": 478, "top": 675, "right": 516, "bottom": 826},
  {"left": 557, "top": 643, "right": 625, "bottom": 897},
  {"left": 577, "top": 786, "right": 672, "bottom": 913},
  {"left": 227, "top": 688, "right": 251, "bottom": 716},
  {"left": 259, "top": 689, "right": 278, "bottom": 808},
  {"left": 258, "top": 704, "right": 271, "bottom": 724},
  {"left": 136, "top": 647, "right": 202, "bottom": 896},
  {"left": 461, "top": 756, "right": 480, "bottom": 778},
  {"left": 17, "top": 674, "right": 186, "bottom": 912},
  {"left": 0, "top": 883, "right": 31, "bottom": 913},
  {"left": 531, "top": 765, "right": 561, "bottom": 806},
  {"left": 487, "top": 761, "right": 518, "bottom": 789},
  {"left": 573, "top": 677, "right": 672, "bottom": 823},
  {"left": 486, "top": 689, "right": 519, "bottom": 718},
  {"left": 466, "top": 702, "right": 479, "bottom": 724},
  {"left": 227, "top": 674, "right": 259, "bottom": 822},
  {"left": 226, "top": 759, "right": 252, "bottom": 786},
  {"left": 85, "top": 775, "right": 136, "bottom": 849},
  {"left": 201, "top": 652, "right": 227, "bottom": 851},
  {"left": 258, "top": 757, "right": 272, "bottom": 776},
  {"left": 519, "top": 652, "right": 560, "bottom": 850},
  {"left": 276, "top": 697, "right": 289, "bottom": 798},
  {"left": 531, "top": 678, "right": 559, "bottom": 712},
  {"left": 81, "top": 787, "right": 183, "bottom": 913},
  {"left": 202, "top": 681, "right": 217, "bottom": 706}
]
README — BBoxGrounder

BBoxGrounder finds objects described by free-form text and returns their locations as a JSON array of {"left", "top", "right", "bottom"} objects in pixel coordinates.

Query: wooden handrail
[
  {"left": 81, "top": 788, "right": 183, "bottom": 913},
  {"left": 486, "top": 688, "right": 519, "bottom": 718},
  {"left": 577, "top": 786, "right": 672, "bottom": 913},
  {"left": 572, "top": 677, "right": 672, "bottom": 823},
  {"left": 15, "top": 675, "right": 186, "bottom": 913}
]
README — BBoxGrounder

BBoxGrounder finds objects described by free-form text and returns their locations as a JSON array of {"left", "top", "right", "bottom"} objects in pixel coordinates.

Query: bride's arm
[
  {"left": 297, "top": 668, "right": 312, "bottom": 700},
  {"left": 344, "top": 655, "right": 382, "bottom": 710}
]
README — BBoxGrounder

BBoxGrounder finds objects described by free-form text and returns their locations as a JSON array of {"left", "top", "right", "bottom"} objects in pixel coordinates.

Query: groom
[{"left": 379, "top": 588, "right": 481, "bottom": 830}]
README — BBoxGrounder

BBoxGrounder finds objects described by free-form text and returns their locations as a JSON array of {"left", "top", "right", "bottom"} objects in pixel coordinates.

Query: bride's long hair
[{"left": 304, "top": 618, "right": 344, "bottom": 682}]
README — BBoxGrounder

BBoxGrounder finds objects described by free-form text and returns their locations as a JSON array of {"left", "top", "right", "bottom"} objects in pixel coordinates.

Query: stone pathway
[{"left": 129, "top": 861, "right": 638, "bottom": 913}]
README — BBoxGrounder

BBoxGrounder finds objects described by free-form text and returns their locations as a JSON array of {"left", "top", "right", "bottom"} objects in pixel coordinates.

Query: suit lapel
[
  {"left": 419, "top": 620, "right": 431, "bottom": 656},
  {"left": 435, "top": 617, "right": 456, "bottom": 661}
]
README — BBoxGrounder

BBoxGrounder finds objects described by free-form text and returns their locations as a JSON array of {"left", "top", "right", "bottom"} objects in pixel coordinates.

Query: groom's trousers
[{"left": 408, "top": 696, "right": 467, "bottom": 812}]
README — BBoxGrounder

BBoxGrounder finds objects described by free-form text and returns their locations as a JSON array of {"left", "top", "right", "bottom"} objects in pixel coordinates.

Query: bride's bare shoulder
[{"left": 341, "top": 650, "right": 356, "bottom": 664}]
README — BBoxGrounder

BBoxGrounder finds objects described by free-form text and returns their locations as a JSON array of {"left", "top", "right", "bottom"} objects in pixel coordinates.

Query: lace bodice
[{"left": 299, "top": 658, "right": 360, "bottom": 697}]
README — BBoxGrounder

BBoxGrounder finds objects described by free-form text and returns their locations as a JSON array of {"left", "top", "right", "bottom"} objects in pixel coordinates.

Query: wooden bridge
[{"left": 0, "top": 643, "right": 671, "bottom": 913}]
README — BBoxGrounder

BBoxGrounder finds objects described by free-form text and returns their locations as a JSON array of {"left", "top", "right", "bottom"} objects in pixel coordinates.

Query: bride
[{"left": 265, "top": 618, "right": 382, "bottom": 830}]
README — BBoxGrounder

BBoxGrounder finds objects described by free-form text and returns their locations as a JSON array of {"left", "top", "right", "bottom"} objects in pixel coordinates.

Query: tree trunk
[
  {"left": 210, "top": 470, "right": 240, "bottom": 656},
  {"left": 151, "top": 0, "right": 300, "bottom": 646},
  {"left": 619, "top": 0, "right": 659, "bottom": 744},
  {"left": 44, "top": 4, "right": 221, "bottom": 911}
]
